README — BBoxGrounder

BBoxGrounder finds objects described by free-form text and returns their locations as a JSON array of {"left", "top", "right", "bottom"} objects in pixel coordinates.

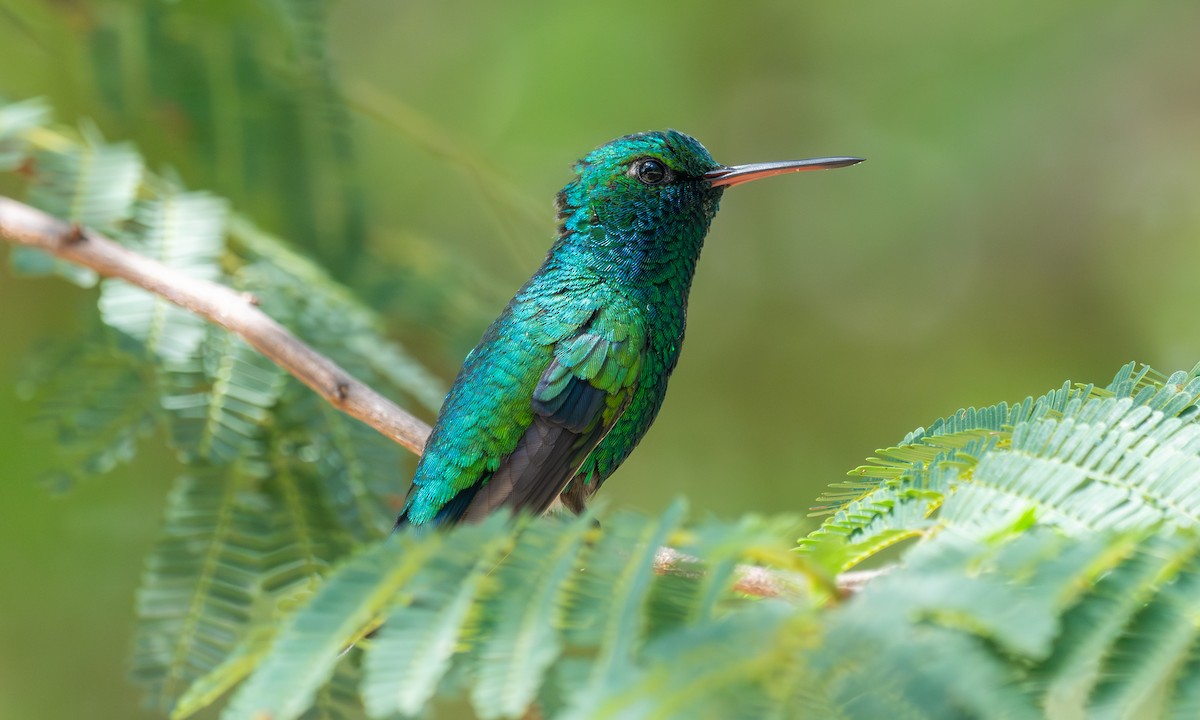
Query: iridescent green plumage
[{"left": 396, "top": 130, "right": 860, "bottom": 526}]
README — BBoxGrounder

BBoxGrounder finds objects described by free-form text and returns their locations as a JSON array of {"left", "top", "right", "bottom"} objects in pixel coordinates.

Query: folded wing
[{"left": 456, "top": 325, "right": 643, "bottom": 522}]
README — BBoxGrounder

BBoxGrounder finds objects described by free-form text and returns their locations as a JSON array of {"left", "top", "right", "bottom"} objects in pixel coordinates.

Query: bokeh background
[{"left": 2, "top": 1, "right": 1199, "bottom": 717}]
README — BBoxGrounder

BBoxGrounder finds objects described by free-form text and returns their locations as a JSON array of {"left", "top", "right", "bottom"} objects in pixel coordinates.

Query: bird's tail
[{"left": 392, "top": 483, "right": 482, "bottom": 531}]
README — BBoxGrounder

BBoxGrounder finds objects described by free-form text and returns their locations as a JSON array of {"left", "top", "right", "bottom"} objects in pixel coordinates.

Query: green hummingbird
[{"left": 396, "top": 130, "right": 861, "bottom": 527}]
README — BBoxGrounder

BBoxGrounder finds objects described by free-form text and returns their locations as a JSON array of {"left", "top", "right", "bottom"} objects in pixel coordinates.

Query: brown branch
[
  {"left": 0, "top": 196, "right": 432, "bottom": 455},
  {"left": 654, "top": 547, "right": 890, "bottom": 601},
  {"left": 653, "top": 547, "right": 800, "bottom": 598},
  {"left": 0, "top": 194, "right": 889, "bottom": 598},
  {"left": 835, "top": 565, "right": 895, "bottom": 599}
]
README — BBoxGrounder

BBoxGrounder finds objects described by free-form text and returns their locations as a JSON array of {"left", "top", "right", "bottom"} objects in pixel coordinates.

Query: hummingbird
[{"left": 395, "top": 130, "right": 861, "bottom": 527}]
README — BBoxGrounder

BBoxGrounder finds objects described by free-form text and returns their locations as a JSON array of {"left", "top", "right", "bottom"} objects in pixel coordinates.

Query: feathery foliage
[
  {"left": 169, "top": 500, "right": 1200, "bottom": 720},
  {"left": 802, "top": 362, "right": 1200, "bottom": 571},
  {"left": 98, "top": 190, "right": 227, "bottom": 362},
  {"left": 800, "top": 525, "right": 1200, "bottom": 720},
  {"left": 361, "top": 522, "right": 514, "bottom": 717},
  {"left": 131, "top": 465, "right": 270, "bottom": 711},
  {"left": 0, "top": 97, "right": 47, "bottom": 165},
  {"left": 2, "top": 97, "right": 441, "bottom": 716},
  {"left": 226, "top": 506, "right": 815, "bottom": 720},
  {"left": 18, "top": 341, "right": 155, "bottom": 489},
  {"left": 11, "top": 118, "right": 142, "bottom": 286},
  {"left": 9, "top": 76, "right": 1200, "bottom": 718}
]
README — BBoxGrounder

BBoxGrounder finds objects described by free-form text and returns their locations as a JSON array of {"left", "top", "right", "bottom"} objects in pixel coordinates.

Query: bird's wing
[{"left": 456, "top": 321, "right": 644, "bottom": 523}]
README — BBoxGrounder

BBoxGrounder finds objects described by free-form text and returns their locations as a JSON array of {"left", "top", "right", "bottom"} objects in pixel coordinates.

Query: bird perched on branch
[{"left": 396, "top": 130, "right": 861, "bottom": 527}]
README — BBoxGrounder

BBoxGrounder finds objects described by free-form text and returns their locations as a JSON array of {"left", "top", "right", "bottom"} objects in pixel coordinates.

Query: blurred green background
[{"left": 2, "top": 0, "right": 1199, "bottom": 717}]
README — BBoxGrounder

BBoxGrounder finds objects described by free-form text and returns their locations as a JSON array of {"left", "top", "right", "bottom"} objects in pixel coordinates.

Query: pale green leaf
[{"left": 223, "top": 533, "right": 443, "bottom": 720}]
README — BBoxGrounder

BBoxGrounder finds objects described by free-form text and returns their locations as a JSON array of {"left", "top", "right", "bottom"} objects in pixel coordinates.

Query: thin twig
[
  {"left": 653, "top": 546, "right": 889, "bottom": 600},
  {"left": 835, "top": 565, "right": 894, "bottom": 597},
  {"left": 0, "top": 196, "right": 431, "bottom": 455},
  {"left": 653, "top": 547, "right": 800, "bottom": 598},
  {"left": 0, "top": 194, "right": 889, "bottom": 597}
]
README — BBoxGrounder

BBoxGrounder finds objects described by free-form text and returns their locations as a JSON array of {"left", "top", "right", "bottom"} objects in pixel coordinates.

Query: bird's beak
[{"left": 703, "top": 156, "right": 864, "bottom": 188}]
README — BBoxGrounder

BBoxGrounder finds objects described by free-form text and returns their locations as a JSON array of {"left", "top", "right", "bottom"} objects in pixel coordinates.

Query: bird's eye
[{"left": 634, "top": 158, "right": 667, "bottom": 186}]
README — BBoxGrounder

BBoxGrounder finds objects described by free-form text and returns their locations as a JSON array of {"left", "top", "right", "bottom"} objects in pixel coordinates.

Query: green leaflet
[
  {"left": 167, "top": 451, "right": 350, "bottom": 720},
  {"left": 210, "top": 512, "right": 1200, "bottom": 720},
  {"left": 2, "top": 97, "right": 442, "bottom": 717},
  {"left": 0, "top": 96, "right": 49, "bottom": 170},
  {"left": 12, "top": 125, "right": 143, "bottom": 286},
  {"left": 802, "top": 529, "right": 1069, "bottom": 719},
  {"left": 1032, "top": 533, "right": 1196, "bottom": 719},
  {"left": 99, "top": 192, "right": 228, "bottom": 363},
  {"left": 231, "top": 243, "right": 446, "bottom": 413},
  {"left": 74, "top": 0, "right": 366, "bottom": 274},
  {"left": 22, "top": 342, "right": 155, "bottom": 487},
  {"left": 583, "top": 603, "right": 796, "bottom": 720},
  {"left": 1083, "top": 555, "right": 1200, "bottom": 718},
  {"left": 677, "top": 513, "right": 815, "bottom": 618},
  {"left": 803, "top": 362, "right": 1200, "bottom": 570},
  {"left": 305, "top": 650, "right": 369, "bottom": 720},
  {"left": 159, "top": 329, "right": 286, "bottom": 464},
  {"left": 169, "top": 624, "right": 276, "bottom": 720},
  {"left": 361, "top": 518, "right": 513, "bottom": 717},
  {"left": 260, "top": 443, "right": 347, "bottom": 597},
  {"left": 557, "top": 501, "right": 688, "bottom": 719},
  {"left": 945, "top": 380, "right": 1200, "bottom": 533},
  {"left": 224, "top": 533, "right": 444, "bottom": 720},
  {"left": 131, "top": 466, "right": 272, "bottom": 713},
  {"left": 275, "top": 389, "right": 408, "bottom": 543},
  {"left": 218, "top": 507, "right": 812, "bottom": 720},
  {"left": 798, "top": 528, "right": 1200, "bottom": 720},
  {"left": 468, "top": 513, "right": 595, "bottom": 719},
  {"left": 27, "top": 124, "right": 143, "bottom": 228}
]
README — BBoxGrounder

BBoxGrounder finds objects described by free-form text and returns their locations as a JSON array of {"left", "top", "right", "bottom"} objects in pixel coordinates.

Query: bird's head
[
  {"left": 555, "top": 130, "right": 861, "bottom": 251},
  {"left": 556, "top": 130, "right": 722, "bottom": 241}
]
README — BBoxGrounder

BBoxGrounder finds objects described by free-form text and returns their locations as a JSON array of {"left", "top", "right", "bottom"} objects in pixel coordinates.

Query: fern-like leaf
[
  {"left": 794, "top": 525, "right": 1200, "bottom": 719},
  {"left": 583, "top": 603, "right": 794, "bottom": 720},
  {"left": 23, "top": 341, "right": 155, "bottom": 486},
  {"left": 232, "top": 244, "right": 446, "bottom": 413},
  {"left": 14, "top": 125, "right": 144, "bottom": 286},
  {"left": 804, "top": 363, "right": 1200, "bottom": 570},
  {"left": 99, "top": 191, "right": 228, "bottom": 362},
  {"left": 169, "top": 624, "right": 277, "bottom": 720},
  {"left": 0, "top": 96, "right": 49, "bottom": 170},
  {"left": 304, "top": 649, "right": 369, "bottom": 720},
  {"left": 276, "top": 392, "right": 405, "bottom": 541},
  {"left": 132, "top": 466, "right": 271, "bottom": 712},
  {"left": 259, "top": 445, "right": 349, "bottom": 597},
  {"left": 943, "top": 376, "right": 1200, "bottom": 534},
  {"left": 558, "top": 502, "right": 687, "bottom": 717},
  {"left": 679, "top": 513, "right": 814, "bottom": 619},
  {"left": 468, "top": 513, "right": 594, "bottom": 719},
  {"left": 1082, "top": 542, "right": 1200, "bottom": 718},
  {"left": 222, "top": 532, "right": 444, "bottom": 720},
  {"left": 361, "top": 519, "right": 512, "bottom": 717},
  {"left": 159, "top": 330, "right": 285, "bottom": 463}
]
